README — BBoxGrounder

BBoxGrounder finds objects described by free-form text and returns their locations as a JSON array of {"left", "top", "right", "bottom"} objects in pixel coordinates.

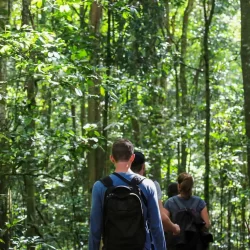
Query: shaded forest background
[{"left": 0, "top": 0, "right": 250, "bottom": 249}]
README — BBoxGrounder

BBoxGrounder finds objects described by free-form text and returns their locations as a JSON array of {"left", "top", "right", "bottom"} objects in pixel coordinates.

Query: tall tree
[
  {"left": 0, "top": 0, "right": 10, "bottom": 248},
  {"left": 102, "top": 0, "right": 112, "bottom": 175},
  {"left": 22, "top": 0, "right": 38, "bottom": 248},
  {"left": 203, "top": 0, "right": 215, "bottom": 209},
  {"left": 179, "top": 0, "right": 195, "bottom": 173},
  {"left": 240, "top": 1, "right": 250, "bottom": 248},
  {"left": 240, "top": 0, "right": 250, "bottom": 188},
  {"left": 87, "top": 1, "right": 103, "bottom": 191}
]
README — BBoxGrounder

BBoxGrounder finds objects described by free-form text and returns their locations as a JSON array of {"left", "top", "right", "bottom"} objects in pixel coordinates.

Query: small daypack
[
  {"left": 100, "top": 172, "right": 147, "bottom": 250},
  {"left": 168, "top": 196, "right": 212, "bottom": 250}
]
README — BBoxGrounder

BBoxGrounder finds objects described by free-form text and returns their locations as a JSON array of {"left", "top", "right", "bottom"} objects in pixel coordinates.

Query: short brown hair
[
  {"left": 177, "top": 172, "right": 194, "bottom": 198},
  {"left": 112, "top": 139, "right": 134, "bottom": 162}
]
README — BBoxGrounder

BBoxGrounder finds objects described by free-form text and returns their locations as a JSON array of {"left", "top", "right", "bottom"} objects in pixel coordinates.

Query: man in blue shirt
[{"left": 88, "top": 139, "right": 166, "bottom": 250}]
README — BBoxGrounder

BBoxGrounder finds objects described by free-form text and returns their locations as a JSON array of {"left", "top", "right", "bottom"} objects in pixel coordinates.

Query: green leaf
[
  {"left": 75, "top": 88, "right": 83, "bottom": 96},
  {"left": 100, "top": 86, "right": 105, "bottom": 96},
  {"left": 94, "top": 131, "right": 100, "bottom": 136},
  {"left": 59, "top": 5, "right": 70, "bottom": 12},
  {"left": 78, "top": 49, "right": 87, "bottom": 58},
  {"left": 63, "top": 155, "right": 70, "bottom": 161},
  {"left": 37, "top": 0, "right": 43, "bottom": 8}
]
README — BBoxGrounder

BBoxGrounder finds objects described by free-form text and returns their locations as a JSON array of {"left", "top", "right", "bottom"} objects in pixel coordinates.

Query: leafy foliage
[{"left": 0, "top": 0, "right": 249, "bottom": 249}]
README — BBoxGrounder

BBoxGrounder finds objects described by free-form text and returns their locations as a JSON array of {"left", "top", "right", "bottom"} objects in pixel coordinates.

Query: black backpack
[
  {"left": 100, "top": 172, "right": 147, "bottom": 250},
  {"left": 167, "top": 196, "right": 213, "bottom": 250}
]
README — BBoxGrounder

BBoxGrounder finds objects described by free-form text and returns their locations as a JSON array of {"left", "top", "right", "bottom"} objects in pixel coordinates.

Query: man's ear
[
  {"left": 130, "top": 154, "right": 135, "bottom": 163},
  {"left": 110, "top": 155, "right": 115, "bottom": 163},
  {"left": 142, "top": 163, "right": 145, "bottom": 170}
]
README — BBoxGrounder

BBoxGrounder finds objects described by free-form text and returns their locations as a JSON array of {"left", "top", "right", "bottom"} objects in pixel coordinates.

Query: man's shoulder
[
  {"left": 92, "top": 178, "right": 107, "bottom": 192},
  {"left": 138, "top": 177, "right": 157, "bottom": 197},
  {"left": 153, "top": 180, "right": 161, "bottom": 188},
  {"left": 139, "top": 175, "right": 155, "bottom": 186},
  {"left": 95, "top": 173, "right": 155, "bottom": 188}
]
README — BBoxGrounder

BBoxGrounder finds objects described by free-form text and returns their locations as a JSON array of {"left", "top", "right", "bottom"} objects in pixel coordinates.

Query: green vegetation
[{"left": 0, "top": 0, "right": 249, "bottom": 249}]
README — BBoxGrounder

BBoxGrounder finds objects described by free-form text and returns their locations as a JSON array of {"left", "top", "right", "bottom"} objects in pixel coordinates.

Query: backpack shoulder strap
[
  {"left": 112, "top": 172, "right": 132, "bottom": 185},
  {"left": 131, "top": 175, "right": 146, "bottom": 185},
  {"left": 173, "top": 196, "right": 186, "bottom": 210},
  {"left": 100, "top": 176, "right": 113, "bottom": 188},
  {"left": 112, "top": 172, "right": 146, "bottom": 185},
  {"left": 190, "top": 197, "right": 200, "bottom": 210},
  {"left": 112, "top": 172, "right": 147, "bottom": 206},
  {"left": 131, "top": 176, "right": 147, "bottom": 207},
  {"left": 173, "top": 196, "right": 201, "bottom": 211}
]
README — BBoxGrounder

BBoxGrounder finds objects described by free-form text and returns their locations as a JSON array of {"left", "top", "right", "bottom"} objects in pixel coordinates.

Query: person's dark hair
[
  {"left": 177, "top": 172, "right": 194, "bottom": 198},
  {"left": 112, "top": 139, "right": 134, "bottom": 162},
  {"left": 131, "top": 152, "right": 145, "bottom": 173},
  {"left": 167, "top": 182, "right": 178, "bottom": 197}
]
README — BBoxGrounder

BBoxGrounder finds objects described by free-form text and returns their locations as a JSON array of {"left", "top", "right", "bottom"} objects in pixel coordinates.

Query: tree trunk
[
  {"left": 0, "top": 0, "right": 10, "bottom": 248},
  {"left": 22, "top": 0, "right": 31, "bottom": 26},
  {"left": 22, "top": 2, "right": 37, "bottom": 248},
  {"left": 0, "top": 55, "right": 10, "bottom": 250},
  {"left": 241, "top": 198, "right": 246, "bottom": 250},
  {"left": 240, "top": 0, "right": 250, "bottom": 187},
  {"left": 227, "top": 189, "right": 231, "bottom": 250},
  {"left": 44, "top": 88, "right": 51, "bottom": 170},
  {"left": 24, "top": 78, "right": 37, "bottom": 250},
  {"left": 80, "top": 2, "right": 86, "bottom": 136},
  {"left": 179, "top": 0, "right": 195, "bottom": 173},
  {"left": 88, "top": 1, "right": 103, "bottom": 193},
  {"left": 173, "top": 58, "right": 181, "bottom": 170},
  {"left": 102, "top": 0, "right": 111, "bottom": 175},
  {"left": 203, "top": 0, "right": 215, "bottom": 210}
]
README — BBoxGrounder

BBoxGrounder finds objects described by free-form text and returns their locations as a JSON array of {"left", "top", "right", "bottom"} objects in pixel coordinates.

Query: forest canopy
[{"left": 0, "top": 0, "right": 249, "bottom": 249}]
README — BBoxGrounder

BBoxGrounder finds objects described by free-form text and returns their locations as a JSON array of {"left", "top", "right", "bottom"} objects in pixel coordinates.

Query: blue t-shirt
[
  {"left": 164, "top": 195, "right": 206, "bottom": 216},
  {"left": 88, "top": 171, "right": 166, "bottom": 250}
]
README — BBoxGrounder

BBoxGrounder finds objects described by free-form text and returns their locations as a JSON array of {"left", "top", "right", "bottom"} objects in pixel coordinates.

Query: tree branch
[{"left": 1, "top": 173, "right": 64, "bottom": 182}]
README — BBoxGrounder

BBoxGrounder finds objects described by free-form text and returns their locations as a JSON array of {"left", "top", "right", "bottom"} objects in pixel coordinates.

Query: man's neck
[{"left": 114, "top": 162, "right": 132, "bottom": 173}]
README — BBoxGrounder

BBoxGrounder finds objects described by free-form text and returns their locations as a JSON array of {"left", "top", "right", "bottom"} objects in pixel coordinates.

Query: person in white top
[{"left": 131, "top": 151, "right": 180, "bottom": 235}]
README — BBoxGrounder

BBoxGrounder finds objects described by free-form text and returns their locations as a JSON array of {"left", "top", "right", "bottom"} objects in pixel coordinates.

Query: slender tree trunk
[
  {"left": 227, "top": 189, "right": 231, "bottom": 250},
  {"left": 0, "top": 66, "right": 9, "bottom": 247},
  {"left": 80, "top": 95, "right": 86, "bottom": 136},
  {"left": 40, "top": 0, "right": 46, "bottom": 25},
  {"left": 22, "top": 1, "right": 37, "bottom": 248},
  {"left": 240, "top": 0, "right": 250, "bottom": 187},
  {"left": 0, "top": 1, "right": 11, "bottom": 248},
  {"left": 24, "top": 78, "right": 37, "bottom": 250},
  {"left": 164, "top": 0, "right": 170, "bottom": 36},
  {"left": 241, "top": 198, "right": 246, "bottom": 250},
  {"left": 71, "top": 104, "right": 80, "bottom": 180},
  {"left": 203, "top": 0, "right": 215, "bottom": 210},
  {"left": 88, "top": 1, "right": 103, "bottom": 192},
  {"left": 179, "top": 0, "right": 195, "bottom": 173},
  {"left": 174, "top": 60, "right": 181, "bottom": 170},
  {"left": 44, "top": 88, "right": 51, "bottom": 170},
  {"left": 80, "top": 2, "right": 86, "bottom": 136},
  {"left": 22, "top": 0, "right": 31, "bottom": 26},
  {"left": 166, "top": 157, "right": 171, "bottom": 187},
  {"left": 103, "top": 1, "right": 111, "bottom": 175},
  {"left": 70, "top": 104, "right": 83, "bottom": 248}
]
